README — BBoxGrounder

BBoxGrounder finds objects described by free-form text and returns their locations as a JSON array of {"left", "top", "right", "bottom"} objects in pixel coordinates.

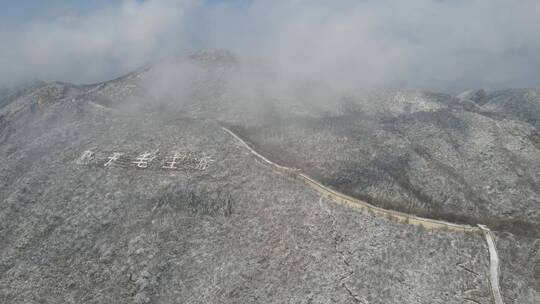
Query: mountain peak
[{"left": 189, "top": 49, "right": 238, "bottom": 66}]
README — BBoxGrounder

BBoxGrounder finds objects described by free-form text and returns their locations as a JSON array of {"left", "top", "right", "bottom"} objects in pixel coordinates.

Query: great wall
[{"left": 221, "top": 126, "right": 504, "bottom": 304}]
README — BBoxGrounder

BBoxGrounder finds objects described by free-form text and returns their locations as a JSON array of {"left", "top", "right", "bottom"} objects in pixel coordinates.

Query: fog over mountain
[
  {"left": 1, "top": 1, "right": 539, "bottom": 304},
  {"left": 1, "top": 0, "right": 540, "bottom": 91}
]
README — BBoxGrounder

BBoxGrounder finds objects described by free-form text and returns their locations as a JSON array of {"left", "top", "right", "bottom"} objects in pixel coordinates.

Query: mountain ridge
[{"left": 0, "top": 52, "right": 538, "bottom": 303}]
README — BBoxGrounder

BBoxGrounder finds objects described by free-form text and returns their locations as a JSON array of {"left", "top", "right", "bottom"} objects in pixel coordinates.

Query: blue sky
[
  {"left": 0, "top": 1, "right": 249, "bottom": 27},
  {"left": 0, "top": 0, "right": 248, "bottom": 25},
  {"left": 0, "top": 1, "right": 112, "bottom": 25}
]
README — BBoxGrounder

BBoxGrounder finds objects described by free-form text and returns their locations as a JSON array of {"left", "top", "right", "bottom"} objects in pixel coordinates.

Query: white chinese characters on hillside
[
  {"left": 104, "top": 152, "right": 124, "bottom": 167},
  {"left": 132, "top": 151, "right": 158, "bottom": 168},
  {"left": 76, "top": 150, "right": 215, "bottom": 171}
]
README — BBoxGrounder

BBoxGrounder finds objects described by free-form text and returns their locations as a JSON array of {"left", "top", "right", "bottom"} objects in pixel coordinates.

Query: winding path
[{"left": 222, "top": 126, "right": 505, "bottom": 304}]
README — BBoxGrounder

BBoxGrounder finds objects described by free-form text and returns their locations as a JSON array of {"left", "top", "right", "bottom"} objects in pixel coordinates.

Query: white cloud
[
  {"left": 201, "top": 0, "right": 540, "bottom": 91},
  {"left": 0, "top": 0, "right": 197, "bottom": 86},
  {"left": 1, "top": 0, "right": 539, "bottom": 91}
]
